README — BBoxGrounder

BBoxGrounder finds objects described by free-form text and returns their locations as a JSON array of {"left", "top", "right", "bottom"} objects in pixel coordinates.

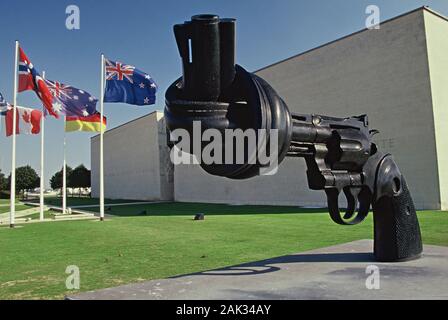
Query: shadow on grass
[{"left": 84, "top": 202, "right": 330, "bottom": 217}]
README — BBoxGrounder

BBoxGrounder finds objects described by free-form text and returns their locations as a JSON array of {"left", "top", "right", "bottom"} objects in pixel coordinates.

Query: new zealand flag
[{"left": 104, "top": 59, "right": 157, "bottom": 106}]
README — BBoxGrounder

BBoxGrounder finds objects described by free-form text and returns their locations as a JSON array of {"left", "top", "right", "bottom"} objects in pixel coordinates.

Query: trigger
[
  {"left": 369, "top": 129, "right": 380, "bottom": 137},
  {"left": 343, "top": 187, "right": 360, "bottom": 220}
]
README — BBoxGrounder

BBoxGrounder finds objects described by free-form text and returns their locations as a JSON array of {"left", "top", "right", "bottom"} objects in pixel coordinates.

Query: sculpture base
[{"left": 67, "top": 240, "right": 448, "bottom": 300}]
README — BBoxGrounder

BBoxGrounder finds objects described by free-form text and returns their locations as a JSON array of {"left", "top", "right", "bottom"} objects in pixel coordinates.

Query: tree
[
  {"left": 0, "top": 169, "right": 7, "bottom": 195},
  {"left": 50, "top": 165, "right": 73, "bottom": 194},
  {"left": 68, "top": 165, "right": 91, "bottom": 197},
  {"left": 7, "top": 165, "right": 39, "bottom": 200}
]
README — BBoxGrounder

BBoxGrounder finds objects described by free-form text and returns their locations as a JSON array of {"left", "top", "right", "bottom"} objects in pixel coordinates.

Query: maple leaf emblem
[{"left": 22, "top": 110, "right": 31, "bottom": 123}]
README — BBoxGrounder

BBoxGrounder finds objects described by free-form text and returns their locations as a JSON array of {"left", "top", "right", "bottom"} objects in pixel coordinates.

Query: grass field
[
  {"left": 0, "top": 202, "right": 446, "bottom": 300},
  {"left": 0, "top": 205, "right": 31, "bottom": 214},
  {"left": 0, "top": 199, "right": 19, "bottom": 207}
]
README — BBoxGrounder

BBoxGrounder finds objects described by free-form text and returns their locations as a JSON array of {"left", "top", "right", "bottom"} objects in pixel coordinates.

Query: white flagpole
[
  {"left": 40, "top": 71, "right": 46, "bottom": 221},
  {"left": 10, "top": 40, "right": 19, "bottom": 228},
  {"left": 99, "top": 54, "right": 105, "bottom": 221},
  {"left": 62, "top": 116, "right": 67, "bottom": 214}
]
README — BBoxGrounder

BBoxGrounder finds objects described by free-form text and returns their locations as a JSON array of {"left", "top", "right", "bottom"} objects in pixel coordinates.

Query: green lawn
[
  {"left": 0, "top": 202, "right": 446, "bottom": 300},
  {"left": 0, "top": 204, "right": 31, "bottom": 214},
  {"left": 0, "top": 199, "right": 22, "bottom": 207}
]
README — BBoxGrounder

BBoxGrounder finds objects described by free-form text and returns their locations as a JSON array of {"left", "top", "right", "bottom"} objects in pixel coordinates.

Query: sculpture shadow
[
  {"left": 171, "top": 251, "right": 375, "bottom": 278},
  {"left": 85, "top": 202, "right": 329, "bottom": 217}
]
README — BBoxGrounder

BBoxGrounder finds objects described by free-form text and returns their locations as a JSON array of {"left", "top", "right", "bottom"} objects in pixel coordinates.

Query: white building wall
[
  {"left": 424, "top": 10, "right": 448, "bottom": 210},
  {"left": 174, "top": 8, "right": 442, "bottom": 209},
  {"left": 91, "top": 111, "right": 173, "bottom": 201}
]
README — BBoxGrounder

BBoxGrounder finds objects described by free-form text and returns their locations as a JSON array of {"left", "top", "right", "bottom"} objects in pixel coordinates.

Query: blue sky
[{"left": 0, "top": 0, "right": 447, "bottom": 187}]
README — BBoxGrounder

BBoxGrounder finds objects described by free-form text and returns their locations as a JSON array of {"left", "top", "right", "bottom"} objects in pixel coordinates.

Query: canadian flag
[{"left": 5, "top": 106, "right": 42, "bottom": 137}]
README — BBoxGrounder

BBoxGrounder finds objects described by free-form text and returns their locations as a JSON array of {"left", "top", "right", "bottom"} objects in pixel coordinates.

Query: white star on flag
[
  {"left": 139, "top": 83, "right": 145, "bottom": 89},
  {"left": 52, "top": 102, "right": 63, "bottom": 114},
  {"left": 144, "top": 97, "right": 150, "bottom": 104},
  {"left": 145, "top": 74, "right": 151, "bottom": 80},
  {"left": 82, "top": 109, "right": 89, "bottom": 116}
]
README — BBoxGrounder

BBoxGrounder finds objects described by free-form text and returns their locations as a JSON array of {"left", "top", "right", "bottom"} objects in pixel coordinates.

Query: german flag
[{"left": 65, "top": 113, "right": 107, "bottom": 133}]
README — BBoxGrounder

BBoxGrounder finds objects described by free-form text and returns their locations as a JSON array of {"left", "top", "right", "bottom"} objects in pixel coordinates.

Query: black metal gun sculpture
[{"left": 165, "top": 15, "right": 423, "bottom": 262}]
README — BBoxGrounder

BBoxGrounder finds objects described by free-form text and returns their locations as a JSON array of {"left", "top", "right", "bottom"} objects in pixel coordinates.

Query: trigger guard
[
  {"left": 326, "top": 188, "right": 370, "bottom": 225},
  {"left": 343, "top": 187, "right": 358, "bottom": 220}
]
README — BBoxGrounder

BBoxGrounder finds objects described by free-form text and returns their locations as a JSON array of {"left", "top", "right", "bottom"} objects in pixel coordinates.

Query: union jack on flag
[
  {"left": 45, "top": 79, "right": 98, "bottom": 117},
  {"left": 104, "top": 58, "right": 157, "bottom": 106},
  {"left": 47, "top": 81, "right": 72, "bottom": 99},
  {"left": 106, "top": 60, "right": 135, "bottom": 83}
]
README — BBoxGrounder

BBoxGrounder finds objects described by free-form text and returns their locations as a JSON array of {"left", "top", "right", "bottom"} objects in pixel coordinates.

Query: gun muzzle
[
  {"left": 165, "top": 14, "right": 292, "bottom": 179},
  {"left": 173, "top": 15, "right": 236, "bottom": 101}
]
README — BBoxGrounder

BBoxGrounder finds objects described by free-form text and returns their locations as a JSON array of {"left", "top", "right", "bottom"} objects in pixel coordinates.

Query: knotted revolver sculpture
[{"left": 165, "top": 15, "right": 423, "bottom": 262}]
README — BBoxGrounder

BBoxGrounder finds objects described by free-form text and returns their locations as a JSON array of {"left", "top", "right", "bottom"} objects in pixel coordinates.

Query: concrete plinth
[{"left": 68, "top": 240, "right": 448, "bottom": 300}]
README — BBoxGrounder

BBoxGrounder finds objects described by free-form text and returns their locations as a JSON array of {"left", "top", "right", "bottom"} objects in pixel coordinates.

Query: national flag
[
  {"left": 5, "top": 106, "right": 42, "bottom": 136},
  {"left": 18, "top": 47, "right": 59, "bottom": 118},
  {"left": 45, "top": 79, "right": 98, "bottom": 117},
  {"left": 104, "top": 59, "right": 157, "bottom": 106},
  {"left": 0, "top": 92, "right": 11, "bottom": 116},
  {"left": 65, "top": 113, "right": 107, "bottom": 133}
]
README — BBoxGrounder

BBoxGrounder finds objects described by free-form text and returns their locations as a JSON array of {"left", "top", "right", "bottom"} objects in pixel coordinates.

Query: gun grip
[{"left": 372, "top": 156, "right": 423, "bottom": 262}]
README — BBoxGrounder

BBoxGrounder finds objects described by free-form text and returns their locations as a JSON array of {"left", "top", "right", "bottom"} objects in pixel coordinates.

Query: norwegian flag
[{"left": 18, "top": 47, "right": 59, "bottom": 118}]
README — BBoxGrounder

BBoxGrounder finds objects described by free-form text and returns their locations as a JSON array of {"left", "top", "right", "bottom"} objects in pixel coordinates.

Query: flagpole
[
  {"left": 40, "top": 71, "right": 46, "bottom": 221},
  {"left": 63, "top": 116, "right": 67, "bottom": 214},
  {"left": 10, "top": 40, "right": 19, "bottom": 228},
  {"left": 99, "top": 54, "right": 105, "bottom": 221}
]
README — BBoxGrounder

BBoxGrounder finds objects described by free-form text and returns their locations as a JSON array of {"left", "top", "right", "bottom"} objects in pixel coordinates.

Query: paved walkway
[
  {"left": 0, "top": 206, "right": 43, "bottom": 220},
  {"left": 68, "top": 240, "right": 448, "bottom": 300}
]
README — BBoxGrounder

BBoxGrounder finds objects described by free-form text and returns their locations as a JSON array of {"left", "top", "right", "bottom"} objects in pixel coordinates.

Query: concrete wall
[
  {"left": 91, "top": 111, "right": 173, "bottom": 201},
  {"left": 175, "top": 158, "right": 323, "bottom": 206},
  {"left": 424, "top": 10, "right": 448, "bottom": 210},
  {"left": 174, "top": 8, "right": 441, "bottom": 209}
]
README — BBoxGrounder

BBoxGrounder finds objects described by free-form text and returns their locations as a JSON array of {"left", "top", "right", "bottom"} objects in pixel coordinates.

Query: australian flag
[
  {"left": 0, "top": 92, "right": 11, "bottom": 116},
  {"left": 45, "top": 79, "right": 98, "bottom": 117},
  {"left": 104, "top": 59, "right": 157, "bottom": 105}
]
